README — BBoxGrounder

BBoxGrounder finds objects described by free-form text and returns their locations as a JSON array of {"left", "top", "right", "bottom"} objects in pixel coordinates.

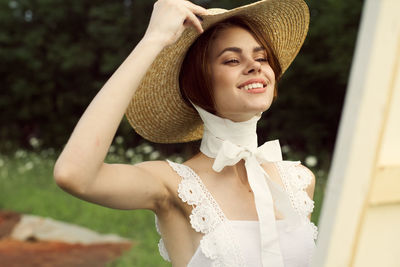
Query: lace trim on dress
[
  {"left": 155, "top": 216, "right": 170, "bottom": 262},
  {"left": 275, "top": 161, "right": 319, "bottom": 241},
  {"left": 275, "top": 161, "right": 319, "bottom": 267},
  {"left": 155, "top": 160, "right": 246, "bottom": 266}
]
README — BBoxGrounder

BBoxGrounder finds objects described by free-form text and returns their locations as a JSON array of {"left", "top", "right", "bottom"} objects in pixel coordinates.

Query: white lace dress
[{"left": 155, "top": 160, "right": 318, "bottom": 267}]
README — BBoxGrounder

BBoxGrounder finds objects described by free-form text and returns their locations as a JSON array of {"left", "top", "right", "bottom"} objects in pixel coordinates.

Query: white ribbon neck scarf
[{"left": 193, "top": 104, "right": 297, "bottom": 267}]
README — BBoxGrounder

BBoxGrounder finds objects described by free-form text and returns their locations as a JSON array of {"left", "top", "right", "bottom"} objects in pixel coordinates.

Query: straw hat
[{"left": 125, "top": 0, "right": 309, "bottom": 143}]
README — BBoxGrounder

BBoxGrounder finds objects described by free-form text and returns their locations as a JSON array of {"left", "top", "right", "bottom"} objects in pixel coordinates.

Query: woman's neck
[
  {"left": 193, "top": 104, "right": 261, "bottom": 154},
  {"left": 189, "top": 152, "right": 249, "bottom": 184}
]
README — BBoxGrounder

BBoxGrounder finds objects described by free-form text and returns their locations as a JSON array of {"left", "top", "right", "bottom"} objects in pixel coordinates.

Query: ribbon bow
[{"left": 212, "top": 139, "right": 283, "bottom": 172}]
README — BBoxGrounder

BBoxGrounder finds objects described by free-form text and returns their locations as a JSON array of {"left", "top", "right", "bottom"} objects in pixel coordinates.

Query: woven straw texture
[{"left": 125, "top": 0, "right": 309, "bottom": 143}]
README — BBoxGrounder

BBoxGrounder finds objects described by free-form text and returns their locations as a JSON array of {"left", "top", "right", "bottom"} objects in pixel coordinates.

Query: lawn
[
  {"left": 0, "top": 144, "right": 326, "bottom": 266},
  {"left": 0, "top": 148, "right": 170, "bottom": 267}
]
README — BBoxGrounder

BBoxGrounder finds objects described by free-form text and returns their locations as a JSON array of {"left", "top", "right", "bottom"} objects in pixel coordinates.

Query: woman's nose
[{"left": 244, "top": 59, "right": 262, "bottom": 74}]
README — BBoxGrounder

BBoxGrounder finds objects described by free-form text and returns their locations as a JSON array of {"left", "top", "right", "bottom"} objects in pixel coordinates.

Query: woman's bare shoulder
[
  {"left": 134, "top": 160, "right": 173, "bottom": 175},
  {"left": 134, "top": 160, "right": 182, "bottom": 187},
  {"left": 182, "top": 152, "right": 214, "bottom": 173}
]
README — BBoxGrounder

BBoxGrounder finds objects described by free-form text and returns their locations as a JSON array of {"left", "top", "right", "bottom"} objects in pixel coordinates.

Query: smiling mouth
[{"left": 238, "top": 82, "right": 267, "bottom": 91}]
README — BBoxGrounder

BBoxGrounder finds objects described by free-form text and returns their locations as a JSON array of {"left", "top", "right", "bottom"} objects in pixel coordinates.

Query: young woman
[{"left": 54, "top": 0, "right": 317, "bottom": 266}]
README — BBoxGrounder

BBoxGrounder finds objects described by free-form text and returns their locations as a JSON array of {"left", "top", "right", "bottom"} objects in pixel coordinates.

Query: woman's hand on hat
[{"left": 143, "top": 0, "right": 207, "bottom": 47}]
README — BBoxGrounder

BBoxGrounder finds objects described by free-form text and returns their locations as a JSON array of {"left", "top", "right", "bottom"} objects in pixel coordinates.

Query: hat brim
[{"left": 126, "top": 0, "right": 309, "bottom": 143}]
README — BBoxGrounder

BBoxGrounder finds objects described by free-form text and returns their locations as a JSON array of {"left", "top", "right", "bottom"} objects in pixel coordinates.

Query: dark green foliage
[
  {"left": 1, "top": 0, "right": 363, "bottom": 168},
  {"left": 261, "top": 0, "right": 364, "bottom": 168},
  {"left": 0, "top": 0, "right": 150, "bottom": 150}
]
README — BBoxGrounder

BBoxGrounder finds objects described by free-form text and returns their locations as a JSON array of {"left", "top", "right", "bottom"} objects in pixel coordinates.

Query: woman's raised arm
[{"left": 53, "top": 0, "right": 206, "bottom": 212}]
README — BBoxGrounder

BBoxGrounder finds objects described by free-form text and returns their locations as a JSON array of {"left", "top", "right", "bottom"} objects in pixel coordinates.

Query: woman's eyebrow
[{"left": 216, "top": 46, "right": 266, "bottom": 58}]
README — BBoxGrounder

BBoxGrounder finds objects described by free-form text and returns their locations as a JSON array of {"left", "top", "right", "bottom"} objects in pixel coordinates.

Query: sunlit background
[{"left": 0, "top": 0, "right": 363, "bottom": 266}]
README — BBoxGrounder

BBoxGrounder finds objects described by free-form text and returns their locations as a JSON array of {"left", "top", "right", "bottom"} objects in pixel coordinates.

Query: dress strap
[
  {"left": 275, "top": 161, "right": 318, "bottom": 240},
  {"left": 155, "top": 160, "right": 246, "bottom": 266}
]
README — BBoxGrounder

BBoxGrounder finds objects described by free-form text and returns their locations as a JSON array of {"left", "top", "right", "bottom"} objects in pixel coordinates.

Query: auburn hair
[{"left": 179, "top": 16, "right": 282, "bottom": 114}]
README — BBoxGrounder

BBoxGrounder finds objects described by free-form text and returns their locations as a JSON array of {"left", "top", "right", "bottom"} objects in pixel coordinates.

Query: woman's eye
[
  {"left": 224, "top": 59, "right": 239, "bottom": 64},
  {"left": 256, "top": 58, "right": 268, "bottom": 62},
  {"left": 224, "top": 58, "right": 267, "bottom": 64}
]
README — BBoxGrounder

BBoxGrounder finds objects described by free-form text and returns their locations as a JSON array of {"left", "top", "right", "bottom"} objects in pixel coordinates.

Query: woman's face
[{"left": 208, "top": 26, "right": 275, "bottom": 122}]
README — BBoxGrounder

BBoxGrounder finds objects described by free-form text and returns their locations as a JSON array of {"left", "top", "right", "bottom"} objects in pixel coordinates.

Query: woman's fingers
[
  {"left": 182, "top": 0, "right": 208, "bottom": 16},
  {"left": 144, "top": 0, "right": 207, "bottom": 46},
  {"left": 182, "top": 0, "right": 207, "bottom": 32},
  {"left": 183, "top": 10, "right": 204, "bottom": 33}
]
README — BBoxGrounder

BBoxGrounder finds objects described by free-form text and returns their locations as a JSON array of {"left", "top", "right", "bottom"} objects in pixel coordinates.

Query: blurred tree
[
  {"left": 0, "top": 0, "right": 151, "bottom": 150},
  {"left": 1, "top": 0, "right": 363, "bottom": 168},
  {"left": 261, "top": 0, "right": 364, "bottom": 168}
]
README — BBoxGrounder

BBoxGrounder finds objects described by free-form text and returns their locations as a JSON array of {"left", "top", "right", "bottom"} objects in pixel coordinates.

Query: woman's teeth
[{"left": 240, "top": 82, "right": 264, "bottom": 91}]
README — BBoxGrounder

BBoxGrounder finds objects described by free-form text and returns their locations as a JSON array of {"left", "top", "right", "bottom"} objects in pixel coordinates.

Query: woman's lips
[
  {"left": 237, "top": 78, "right": 267, "bottom": 88},
  {"left": 244, "top": 87, "right": 266, "bottom": 94},
  {"left": 237, "top": 85, "right": 266, "bottom": 94}
]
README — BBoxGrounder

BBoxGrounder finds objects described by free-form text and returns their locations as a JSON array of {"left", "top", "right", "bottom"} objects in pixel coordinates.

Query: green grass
[
  {"left": 0, "top": 147, "right": 326, "bottom": 266},
  {"left": 312, "top": 170, "right": 326, "bottom": 225},
  {"left": 0, "top": 150, "right": 170, "bottom": 267}
]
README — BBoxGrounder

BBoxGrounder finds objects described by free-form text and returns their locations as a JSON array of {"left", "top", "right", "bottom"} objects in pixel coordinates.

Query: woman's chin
[
  {"left": 215, "top": 101, "right": 272, "bottom": 121},
  {"left": 248, "top": 102, "right": 272, "bottom": 114}
]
